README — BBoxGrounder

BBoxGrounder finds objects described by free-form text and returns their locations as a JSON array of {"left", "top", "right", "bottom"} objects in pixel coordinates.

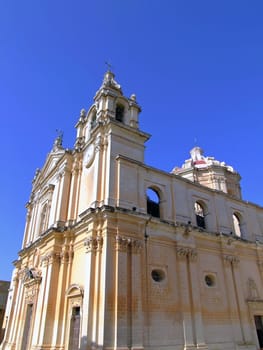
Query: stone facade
[
  {"left": 0, "top": 281, "right": 10, "bottom": 344},
  {"left": 1, "top": 72, "right": 263, "bottom": 350}
]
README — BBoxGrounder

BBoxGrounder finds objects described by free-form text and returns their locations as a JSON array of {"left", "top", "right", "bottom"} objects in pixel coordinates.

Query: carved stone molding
[
  {"left": 40, "top": 252, "right": 61, "bottom": 266},
  {"left": 131, "top": 239, "right": 143, "bottom": 254},
  {"left": 115, "top": 235, "right": 131, "bottom": 252},
  {"left": 223, "top": 254, "right": 240, "bottom": 266},
  {"left": 24, "top": 283, "right": 40, "bottom": 304},
  {"left": 176, "top": 247, "right": 198, "bottom": 261},
  {"left": 60, "top": 250, "right": 72, "bottom": 264},
  {"left": 115, "top": 235, "right": 143, "bottom": 253},
  {"left": 84, "top": 236, "right": 103, "bottom": 253},
  {"left": 94, "top": 134, "right": 108, "bottom": 153},
  {"left": 20, "top": 268, "right": 42, "bottom": 303},
  {"left": 72, "top": 158, "right": 82, "bottom": 175},
  {"left": 74, "top": 136, "right": 85, "bottom": 152}
]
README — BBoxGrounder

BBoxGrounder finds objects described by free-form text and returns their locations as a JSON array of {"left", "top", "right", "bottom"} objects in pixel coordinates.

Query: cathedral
[{"left": 2, "top": 71, "right": 263, "bottom": 350}]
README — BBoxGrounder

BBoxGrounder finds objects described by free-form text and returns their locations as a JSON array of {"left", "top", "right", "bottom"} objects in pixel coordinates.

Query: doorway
[
  {"left": 68, "top": 306, "right": 81, "bottom": 350},
  {"left": 21, "top": 304, "right": 33, "bottom": 350},
  {"left": 254, "top": 315, "right": 263, "bottom": 349}
]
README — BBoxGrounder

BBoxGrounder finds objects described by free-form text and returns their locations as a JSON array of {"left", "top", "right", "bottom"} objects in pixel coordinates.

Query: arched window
[
  {"left": 195, "top": 201, "right": 206, "bottom": 229},
  {"left": 232, "top": 213, "right": 242, "bottom": 237},
  {"left": 115, "top": 104, "right": 124, "bottom": 122},
  {"left": 146, "top": 188, "right": 160, "bottom": 218}
]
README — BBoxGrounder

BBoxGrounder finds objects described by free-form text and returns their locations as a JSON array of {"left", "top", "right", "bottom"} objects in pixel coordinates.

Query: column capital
[
  {"left": 223, "top": 254, "right": 239, "bottom": 267},
  {"left": 84, "top": 236, "right": 103, "bottom": 253},
  {"left": 114, "top": 235, "right": 143, "bottom": 253},
  {"left": 176, "top": 247, "right": 197, "bottom": 261},
  {"left": 131, "top": 239, "right": 143, "bottom": 254},
  {"left": 115, "top": 235, "right": 131, "bottom": 252},
  {"left": 40, "top": 251, "right": 60, "bottom": 266}
]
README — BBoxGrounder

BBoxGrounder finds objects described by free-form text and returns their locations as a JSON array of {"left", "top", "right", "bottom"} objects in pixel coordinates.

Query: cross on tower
[{"left": 105, "top": 61, "right": 113, "bottom": 72}]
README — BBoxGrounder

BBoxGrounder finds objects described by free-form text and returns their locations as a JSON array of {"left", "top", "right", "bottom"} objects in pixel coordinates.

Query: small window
[
  {"left": 147, "top": 188, "right": 160, "bottom": 218},
  {"left": 233, "top": 213, "right": 242, "bottom": 237},
  {"left": 204, "top": 274, "right": 215, "bottom": 287},
  {"left": 116, "top": 104, "right": 124, "bottom": 122},
  {"left": 195, "top": 201, "right": 206, "bottom": 229},
  {"left": 151, "top": 269, "right": 165, "bottom": 282}
]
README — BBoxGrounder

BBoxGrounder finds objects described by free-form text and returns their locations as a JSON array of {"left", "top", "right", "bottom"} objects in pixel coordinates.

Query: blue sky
[{"left": 1, "top": 1, "right": 263, "bottom": 280}]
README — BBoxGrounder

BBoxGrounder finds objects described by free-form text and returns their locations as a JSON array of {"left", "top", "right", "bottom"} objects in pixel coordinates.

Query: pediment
[{"left": 33, "top": 149, "right": 65, "bottom": 188}]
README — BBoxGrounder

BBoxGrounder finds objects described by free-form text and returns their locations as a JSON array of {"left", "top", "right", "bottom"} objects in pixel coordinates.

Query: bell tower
[{"left": 75, "top": 71, "right": 150, "bottom": 214}]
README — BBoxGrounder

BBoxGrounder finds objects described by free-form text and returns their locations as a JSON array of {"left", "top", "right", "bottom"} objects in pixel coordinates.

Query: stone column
[
  {"left": 222, "top": 255, "right": 244, "bottom": 343},
  {"left": 80, "top": 236, "right": 100, "bottom": 350},
  {"left": 91, "top": 235, "right": 104, "bottom": 347},
  {"left": 67, "top": 159, "right": 81, "bottom": 223},
  {"left": 51, "top": 242, "right": 73, "bottom": 346},
  {"left": 9, "top": 271, "right": 26, "bottom": 350},
  {"left": 232, "top": 259, "right": 252, "bottom": 343},
  {"left": 28, "top": 198, "right": 39, "bottom": 243},
  {"left": 114, "top": 235, "right": 130, "bottom": 350},
  {"left": 176, "top": 247, "right": 195, "bottom": 350},
  {"left": 22, "top": 203, "right": 32, "bottom": 247},
  {"left": 1, "top": 270, "right": 20, "bottom": 350},
  {"left": 54, "top": 167, "right": 71, "bottom": 226},
  {"left": 34, "top": 251, "right": 60, "bottom": 348},
  {"left": 130, "top": 239, "right": 144, "bottom": 350},
  {"left": 188, "top": 251, "right": 207, "bottom": 349},
  {"left": 60, "top": 241, "right": 74, "bottom": 345}
]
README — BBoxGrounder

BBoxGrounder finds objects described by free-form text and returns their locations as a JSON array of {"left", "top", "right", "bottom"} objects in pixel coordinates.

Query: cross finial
[
  {"left": 55, "top": 129, "right": 63, "bottom": 147},
  {"left": 194, "top": 137, "right": 198, "bottom": 146},
  {"left": 105, "top": 61, "right": 113, "bottom": 72}
]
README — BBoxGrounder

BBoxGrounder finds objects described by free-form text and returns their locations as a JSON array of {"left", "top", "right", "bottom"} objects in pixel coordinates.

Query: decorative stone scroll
[
  {"left": 115, "top": 235, "right": 143, "bottom": 253},
  {"left": 223, "top": 255, "right": 240, "bottom": 267},
  {"left": 21, "top": 267, "right": 42, "bottom": 284},
  {"left": 84, "top": 236, "right": 103, "bottom": 253},
  {"left": 176, "top": 247, "right": 198, "bottom": 261},
  {"left": 74, "top": 136, "right": 85, "bottom": 152},
  {"left": 19, "top": 267, "right": 42, "bottom": 303}
]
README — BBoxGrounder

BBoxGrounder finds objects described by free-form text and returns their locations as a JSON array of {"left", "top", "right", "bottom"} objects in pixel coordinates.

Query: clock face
[{"left": 85, "top": 144, "right": 95, "bottom": 168}]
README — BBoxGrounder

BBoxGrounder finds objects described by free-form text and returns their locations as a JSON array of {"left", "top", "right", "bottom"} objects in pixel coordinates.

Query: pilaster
[
  {"left": 222, "top": 254, "right": 244, "bottom": 343},
  {"left": 188, "top": 253, "right": 207, "bottom": 349},
  {"left": 67, "top": 158, "right": 82, "bottom": 223},
  {"left": 114, "top": 235, "right": 130, "bottom": 349},
  {"left": 176, "top": 247, "right": 196, "bottom": 350},
  {"left": 34, "top": 251, "right": 61, "bottom": 348},
  {"left": 54, "top": 166, "right": 71, "bottom": 225}
]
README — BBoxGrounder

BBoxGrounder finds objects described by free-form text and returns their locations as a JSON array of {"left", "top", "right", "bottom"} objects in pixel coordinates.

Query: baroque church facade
[{"left": 2, "top": 71, "right": 263, "bottom": 350}]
